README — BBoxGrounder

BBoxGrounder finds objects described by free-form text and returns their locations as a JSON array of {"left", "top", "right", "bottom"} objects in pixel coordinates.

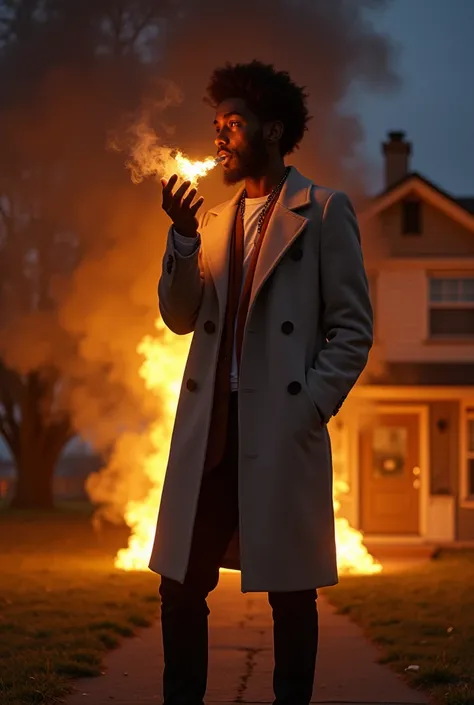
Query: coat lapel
[
  {"left": 201, "top": 188, "right": 243, "bottom": 321},
  {"left": 249, "top": 167, "right": 312, "bottom": 313},
  {"left": 201, "top": 167, "right": 314, "bottom": 320}
]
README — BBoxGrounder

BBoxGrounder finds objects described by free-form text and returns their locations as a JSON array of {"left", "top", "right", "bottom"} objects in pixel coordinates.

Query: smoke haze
[
  {"left": 0, "top": 0, "right": 399, "bottom": 520},
  {"left": 113, "top": 0, "right": 400, "bottom": 204},
  {"left": 159, "top": 0, "right": 399, "bottom": 200}
]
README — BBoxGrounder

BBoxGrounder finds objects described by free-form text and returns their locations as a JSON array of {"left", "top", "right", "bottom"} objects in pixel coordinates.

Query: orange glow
[
  {"left": 171, "top": 151, "right": 220, "bottom": 184},
  {"left": 333, "top": 478, "right": 382, "bottom": 574},
  {"left": 125, "top": 136, "right": 220, "bottom": 186},
  {"left": 114, "top": 319, "right": 382, "bottom": 576},
  {"left": 114, "top": 319, "right": 190, "bottom": 570}
]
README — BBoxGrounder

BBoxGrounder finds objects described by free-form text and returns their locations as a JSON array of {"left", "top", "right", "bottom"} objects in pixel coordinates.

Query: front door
[{"left": 360, "top": 413, "right": 420, "bottom": 534}]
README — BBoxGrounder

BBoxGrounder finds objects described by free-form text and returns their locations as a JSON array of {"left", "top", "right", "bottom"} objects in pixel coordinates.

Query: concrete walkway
[{"left": 66, "top": 571, "right": 429, "bottom": 705}]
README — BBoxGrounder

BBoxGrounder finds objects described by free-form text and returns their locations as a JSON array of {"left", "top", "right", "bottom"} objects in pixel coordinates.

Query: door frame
[{"left": 355, "top": 404, "right": 429, "bottom": 540}]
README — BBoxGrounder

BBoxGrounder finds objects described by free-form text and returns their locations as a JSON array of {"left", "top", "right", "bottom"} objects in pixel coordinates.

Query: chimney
[{"left": 382, "top": 131, "right": 411, "bottom": 189}]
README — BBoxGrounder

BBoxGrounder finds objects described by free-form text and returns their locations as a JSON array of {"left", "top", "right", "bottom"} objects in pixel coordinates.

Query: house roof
[
  {"left": 362, "top": 171, "right": 474, "bottom": 232},
  {"left": 456, "top": 197, "right": 474, "bottom": 215}
]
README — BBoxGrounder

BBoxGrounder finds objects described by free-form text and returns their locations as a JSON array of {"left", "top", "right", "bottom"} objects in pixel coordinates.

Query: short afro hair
[{"left": 205, "top": 60, "right": 311, "bottom": 156}]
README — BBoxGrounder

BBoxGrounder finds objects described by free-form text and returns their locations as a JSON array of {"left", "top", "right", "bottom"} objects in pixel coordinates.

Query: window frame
[
  {"left": 460, "top": 404, "right": 474, "bottom": 507},
  {"left": 402, "top": 198, "right": 422, "bottom": 235},
  {"left": 427, "top": 274, "right": 474, "bottom": 340}
]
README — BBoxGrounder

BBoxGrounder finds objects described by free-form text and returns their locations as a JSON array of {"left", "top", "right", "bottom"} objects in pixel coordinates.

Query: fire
[
  {"left": 114, "top": 319, "right": 191, "bottom": 570},
  {"left": 126, "top": 140, "right": 220, "bottom": 186},
  {"left": 120, "top": 113, "right": 223, "bottom": 186},
  {"left": 114, "top": 319, "right": 382, "bottom": 575},
  {"left": 172, "top": 151, "right": 221, "bottom": 184},
  {"left": 333, "top": 478, "right": 382, "bottom": 574}
]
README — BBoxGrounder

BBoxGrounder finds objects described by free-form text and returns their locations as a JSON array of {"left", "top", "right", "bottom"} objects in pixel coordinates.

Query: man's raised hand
[{"left": 161, "top": 174, "right": 204, "bottom": 239}]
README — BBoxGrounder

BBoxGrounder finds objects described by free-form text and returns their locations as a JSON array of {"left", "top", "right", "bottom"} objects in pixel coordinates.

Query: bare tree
[{"left": 0, "top": 0, "right": 173, "bottom": 508}]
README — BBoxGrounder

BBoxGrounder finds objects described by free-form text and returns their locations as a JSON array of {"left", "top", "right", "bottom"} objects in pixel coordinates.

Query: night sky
[{"left": 359, "top": 0, "right": 474, "bottom": 197}]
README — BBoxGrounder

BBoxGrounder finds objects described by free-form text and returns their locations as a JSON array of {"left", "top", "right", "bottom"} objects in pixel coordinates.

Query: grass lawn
[
  {"left": 323, "top": 550, "right": 474, "bottom": 705},
  {"left": 2, "top": 506, "right": 474, "bottom": 705},
  {"left": 0, "top": 504, "right": 159, "bottom": 705}
]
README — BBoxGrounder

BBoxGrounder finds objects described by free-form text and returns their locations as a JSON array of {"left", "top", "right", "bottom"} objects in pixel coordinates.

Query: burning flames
[
  {"left": 172, "top": 151, "right": 222, "bottom": 184},
  {"left": 121, "top": 119, "right": 222, "bottom": 185},
  {"left": 114, "top": 319, "right": 190, "bottom": 570},
  {"left": 144, "top": 148, "right": 220, "bottom": 186},
  {"left": 114, "top": 318, "right": 382, "bottom": 576},
  {"left": 333, "top": 478, "right": 382, "bottom": 574}
]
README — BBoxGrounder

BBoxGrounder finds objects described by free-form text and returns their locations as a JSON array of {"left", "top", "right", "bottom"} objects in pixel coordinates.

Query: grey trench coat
[{"left": 148, "top": 166, "right": 373, "bottom": 592}]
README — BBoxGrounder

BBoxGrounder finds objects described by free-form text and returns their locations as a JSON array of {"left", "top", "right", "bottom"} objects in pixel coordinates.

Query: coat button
[
  {"left": 166, "top": 253, "right": 174, "bottom": 274},
  {"left": 289, "top": 246, "right": 303, "bottom": 261},
  {"left": 281, "top": 320, "right": 294, "bottom": 335},
  {"left": 287, "top": 381, "right": 301, "bottom": 395},
  {"left": 186, "top": 378, "right": 197, "bottom": 392},
  {"left": 204, "top": 320, "right": 216, "bottom": 334}
]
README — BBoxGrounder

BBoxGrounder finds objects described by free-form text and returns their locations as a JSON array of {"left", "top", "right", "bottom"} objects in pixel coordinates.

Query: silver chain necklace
[{"left": 239, "top": 167, "right": 290, "bottom": 235}]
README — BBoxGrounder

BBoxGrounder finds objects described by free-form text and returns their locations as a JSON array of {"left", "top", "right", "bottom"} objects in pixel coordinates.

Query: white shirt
[{"left": 173, "top": 195, "right": 267, "bottom": 391}]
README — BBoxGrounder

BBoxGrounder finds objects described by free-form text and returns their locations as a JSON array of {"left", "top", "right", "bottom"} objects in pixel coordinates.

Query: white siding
[{"left": 377, "top": 268, "right": 474, "bottom": 361}]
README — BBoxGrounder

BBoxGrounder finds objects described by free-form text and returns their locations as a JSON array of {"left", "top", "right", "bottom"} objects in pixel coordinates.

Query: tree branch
[
  {"left": 126, "top": 7, "right": 155, "bottom": 49},
  {"left": 0, "top": 415, "right": 15, "bottom": 453},
  {"left": 0, "top": 201, "right": 12, "bottom": 229},
  {"left": 0, "top": 397, "right": 20, "bottom": 458},
  {"left": 0, "top": 362, "right": 21, "bottom": 457},
  {"left": 110, "top": 1, "right": 124, "bottom": 41}
]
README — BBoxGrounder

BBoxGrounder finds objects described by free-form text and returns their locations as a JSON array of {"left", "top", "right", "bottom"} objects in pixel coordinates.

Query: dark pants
[{"left": 159, "top": 393, "right": 318, "bottom": 705}]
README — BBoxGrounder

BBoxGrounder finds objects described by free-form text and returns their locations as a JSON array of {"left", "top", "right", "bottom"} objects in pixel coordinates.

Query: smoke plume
[{"left": 108, "top": 80, "right": 186, "bottom": 184}]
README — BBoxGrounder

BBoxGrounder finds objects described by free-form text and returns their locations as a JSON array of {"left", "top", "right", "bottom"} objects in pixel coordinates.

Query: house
[{"left": 330, "top": 130, "right": 474, "bottom": 546}]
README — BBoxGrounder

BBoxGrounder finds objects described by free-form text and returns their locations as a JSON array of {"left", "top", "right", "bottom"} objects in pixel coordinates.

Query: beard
[{"left": 222, "top": 127, "right": 270, "bottom": 186}]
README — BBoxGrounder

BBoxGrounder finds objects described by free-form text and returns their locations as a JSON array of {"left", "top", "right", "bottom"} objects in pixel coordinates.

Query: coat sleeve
[
  {"left": 157, "top": 213, "right": 208, "bottom": 335},
  {"left": 307, "top": 191, "right": 373, "bottom": 423}
]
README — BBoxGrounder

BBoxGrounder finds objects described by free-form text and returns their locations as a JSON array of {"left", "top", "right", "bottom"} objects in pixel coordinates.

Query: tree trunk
[
  {"left": 7, "top": 370, "right": 71, "bottom": 511},
  {"left": 10, "top": 445, "right": 60, "bottom": 510}
]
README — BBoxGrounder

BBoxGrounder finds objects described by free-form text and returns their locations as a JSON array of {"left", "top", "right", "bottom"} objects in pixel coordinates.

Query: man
[{"left": 149, "top": 60, "right": 373, "bottom": 705}]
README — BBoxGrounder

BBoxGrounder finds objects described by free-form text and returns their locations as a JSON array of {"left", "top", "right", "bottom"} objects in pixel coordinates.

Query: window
[
  {"left": 372, "top": 426, "right": 408, "bottom": 478},
  {"left": 428, "top": 276, "right": 474, "bottom": 337},
  {"left": 464, "top": 413, "right": 474, "bottom": 501},
  {"left": 402, "top": 199, "right": 422, "bottom": 235}
]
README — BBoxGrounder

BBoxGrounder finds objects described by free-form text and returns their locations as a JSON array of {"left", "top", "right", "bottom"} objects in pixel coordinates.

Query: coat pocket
[{"left": 301, "top": 379, "right": 324, "bottom": 428}]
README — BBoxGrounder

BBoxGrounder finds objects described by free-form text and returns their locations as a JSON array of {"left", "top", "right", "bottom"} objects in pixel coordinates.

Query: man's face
[{"left": 214, "top": 97, "right": 269, "bottom": 185}]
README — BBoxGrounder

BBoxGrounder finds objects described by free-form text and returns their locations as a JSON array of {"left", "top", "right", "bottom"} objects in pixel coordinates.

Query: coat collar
[
  {"left": 201, "top": 166, "right": 313, "bottom": 320},
  {"left": 206, "top": 165, "right": 313, "bottom": 216}
]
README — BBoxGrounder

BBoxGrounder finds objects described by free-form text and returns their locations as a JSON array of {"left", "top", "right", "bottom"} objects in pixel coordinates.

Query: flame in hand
[
  {"left": 116, "top": 117, "right": 221, "bottom": 186},
  {"left": 173, "top": 152, "right": 221, "bottom": 184}
]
